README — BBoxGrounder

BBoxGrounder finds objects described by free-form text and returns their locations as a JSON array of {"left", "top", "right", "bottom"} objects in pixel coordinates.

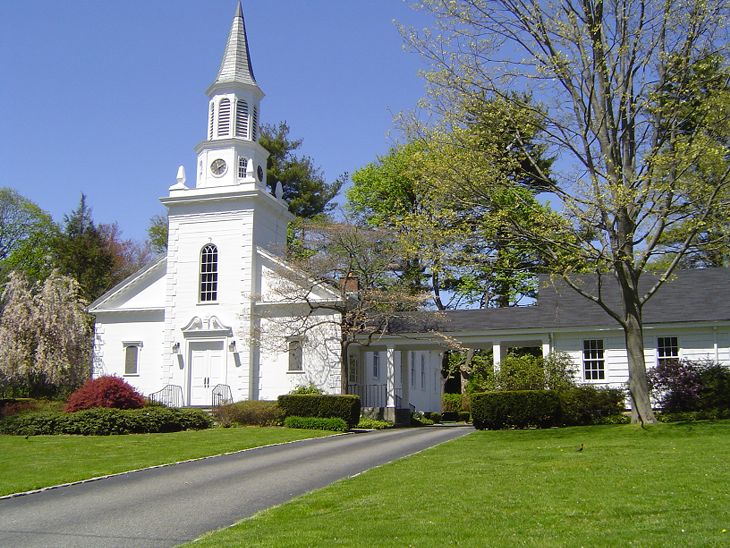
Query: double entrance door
[{"left": 188, "top": 340, "right": 226, "bottom": 406}]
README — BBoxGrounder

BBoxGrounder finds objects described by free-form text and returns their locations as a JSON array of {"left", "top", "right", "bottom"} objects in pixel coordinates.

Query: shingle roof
[
  {"left": 212, "top": 1, "right": 256, "bottom": 88},
  {"left": 392, "top": 268, "right": 730, "bottom": 333}
]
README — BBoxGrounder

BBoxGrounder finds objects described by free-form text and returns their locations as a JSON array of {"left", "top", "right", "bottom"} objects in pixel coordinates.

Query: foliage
[
  {"left": 355, "top": 417, "right": 394, "bottom": 430},
  {"left": 441, "top": 393, "right": 463, "bottom": 414},
  {"left": 542, "top": 352, "right": 579, "bottom": 392},
  {"left": 458, "top": 411, "right": 471, "bottom": 422},
  {"left": 410, "top": 412, "right": 435, "bottom": 426},
  {"left": 494, "top": 354, "right": 545, "bottom": 391},
  {"left": 657, "top": 409, "right": 730, "bottom": 423},
  {"left": 0, "top": 271, "right": 91, "bottom": 398},
  {"left": 0, "top": 398, "right": 64, "bottom": 418},
  {"left": 147, "top": 213, "right": 168, "bottom": 254},
  {"left": 277, "top": 394, "right": 361, "bottom": 428},
  {"left": 423, "top": 412, "right": 442, "bottom": 423},
  {"left": 283, "top": 416, "right": 348, "bottom": 432},
  {"left": 406, "top": 0, "right": 730, "bottom": 425},
  {"left": 289, "top": 383, "right": 324, "bottom": 395},
  {"left": 470, "top": 390, "right": 560, "bottom": 430},
  {"left": 65, "top": 376, "right": 145, "bottom": 412},
  {"left": 557, "top": 387, "right": 626, "bottom": 426},
  {"left": 212, "top": 400, "right": 283, "bottom": 427},
  {"left": 260, "top": 122, "right": 345, "bottom": 218},
  {"left": 649, "top": 359, "right": 730, "bottom": 412},
  {"left": 0, "top": 407, "right": 212, "bottom": 436}
]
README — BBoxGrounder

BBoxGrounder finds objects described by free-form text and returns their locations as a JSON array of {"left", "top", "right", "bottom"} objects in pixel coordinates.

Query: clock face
[
  {"left": 257, "top": 165, "right": 264, "bottom": 182},
  {"left": 210, "top": 159, "right": 227, "bottom": 176}
]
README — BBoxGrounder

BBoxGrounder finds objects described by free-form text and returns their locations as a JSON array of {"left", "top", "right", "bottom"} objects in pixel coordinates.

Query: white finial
[
  {"left": 169, "top": 165, "right": 188, "bottom": 190},
  {"left": 275, "top": 181, "right": 284, "bottom": 200}
]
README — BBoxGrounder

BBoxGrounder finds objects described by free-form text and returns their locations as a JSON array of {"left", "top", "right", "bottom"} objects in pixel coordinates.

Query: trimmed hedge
[
  {"left": 471, "top": 390, "right": 560, "bottom": 430},
  {"left": 0, "top": 407, "right": 213, "bottom": 436},
  {"left": 212, "top": 400, "right": 284, "bottom": 427},
  {"left": 283, "top": 416, "right": 348, "bottom": 432},
  {"left": 558, "top": 386, "right": 625, "bottom": 426},
  {"left": 277, "top": 394, "right": 360, "bottom": 428}
]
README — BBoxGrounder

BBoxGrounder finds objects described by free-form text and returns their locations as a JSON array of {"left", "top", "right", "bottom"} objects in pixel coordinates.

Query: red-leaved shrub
[{"left": 65, "top": 376, "right": 145, "bottom": 412}]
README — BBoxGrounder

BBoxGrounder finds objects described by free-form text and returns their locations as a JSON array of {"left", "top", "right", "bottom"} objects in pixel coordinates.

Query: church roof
[{"left": 212, "top": 1, "right": 257, "bottom": 88}]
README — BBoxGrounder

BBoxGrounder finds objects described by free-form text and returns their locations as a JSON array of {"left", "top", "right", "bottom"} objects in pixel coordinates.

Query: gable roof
[
  {"left": 88, "top": 256, "right": 166, "bottom": 313},
  {"left": 391, "top": 268, "right": 730, "bottom": 334}
]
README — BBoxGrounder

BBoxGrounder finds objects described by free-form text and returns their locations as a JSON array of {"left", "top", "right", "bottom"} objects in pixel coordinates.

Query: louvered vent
[
  {"left": 235, "top": 100, "right": 249, "bottom": 138},
  {"left": 208, "top": 102, "right": 214, "bottom": 140},
  {"left": 252, "top": 106, "right": 259, "bottom": 141},
  {"left": 217, "top": 98, "right": 231, "bottom": 137}
]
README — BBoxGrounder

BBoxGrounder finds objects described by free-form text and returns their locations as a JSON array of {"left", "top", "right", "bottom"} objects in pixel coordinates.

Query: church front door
[{"left": 188, "top": 340, "right": 226, "bottom": 406}]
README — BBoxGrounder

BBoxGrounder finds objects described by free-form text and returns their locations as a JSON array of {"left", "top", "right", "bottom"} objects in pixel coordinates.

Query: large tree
[
  {"left": 261, "top": 121, "right": 346, "bottom": 218},
  {"left": 407, "top": 0, "right": 730, "bottom": 423}
]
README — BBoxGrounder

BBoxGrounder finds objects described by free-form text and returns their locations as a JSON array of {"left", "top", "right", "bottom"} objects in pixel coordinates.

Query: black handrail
[{"left": 149, "top": 384, "right": 183, "bottom": 407}]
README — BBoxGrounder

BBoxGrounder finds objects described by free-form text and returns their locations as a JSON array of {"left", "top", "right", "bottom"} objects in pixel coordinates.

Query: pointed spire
[{"left": 213, "top": 1, "right": 256, "bottom": 87}]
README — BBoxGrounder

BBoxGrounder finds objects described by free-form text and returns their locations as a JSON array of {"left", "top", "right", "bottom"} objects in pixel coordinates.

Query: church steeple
[
  {"left": 211, "top": 1, "right": 257, "bottom": 89},
  {"left": 192, "top": 1, "right": 269, "bottom": 190}
]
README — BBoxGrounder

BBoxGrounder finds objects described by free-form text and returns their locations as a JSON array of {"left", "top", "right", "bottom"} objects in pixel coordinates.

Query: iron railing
[
  {"left": 149, "top": 384, "right": 183, "bottom": 408},
  {"left": 211, "top": 384, "right": 233, "bottom": 408}
]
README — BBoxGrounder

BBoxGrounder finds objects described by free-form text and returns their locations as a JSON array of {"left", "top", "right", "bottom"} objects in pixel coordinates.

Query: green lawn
[
  {"left": 192, "top": 421, "right": 730, "bottom": 547},
  {"left": 0, "top": 427, "right": 332, "bottom": 497}
]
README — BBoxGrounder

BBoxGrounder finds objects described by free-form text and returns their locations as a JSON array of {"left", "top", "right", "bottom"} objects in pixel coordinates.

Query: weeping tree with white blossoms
[{"left": 0, "top": 271, "right": 91, "bottom": 397}]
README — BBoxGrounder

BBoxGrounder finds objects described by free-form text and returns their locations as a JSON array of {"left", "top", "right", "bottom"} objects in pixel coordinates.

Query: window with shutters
[
  {"left": 235, "top": 100, "right": 248, "bottom": 138},
  {"left": 217, "top": 98, "right": 231, "bottom": 137},
  {"left": 200, "top": 244, "right": 218, "bottom": 302}
]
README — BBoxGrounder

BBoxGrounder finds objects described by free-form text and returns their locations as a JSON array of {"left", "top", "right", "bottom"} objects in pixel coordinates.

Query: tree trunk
[
  {"left": 340, "top": 337, "right": 350, "bottom": 395},
  {"left": 623, "top": 309, "right": 657, "bottom": 425}
]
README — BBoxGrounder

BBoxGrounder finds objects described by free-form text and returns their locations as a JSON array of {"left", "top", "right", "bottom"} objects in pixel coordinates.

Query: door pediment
[{"left": 181, "top": 315, "right": 233, "bottom": 338}]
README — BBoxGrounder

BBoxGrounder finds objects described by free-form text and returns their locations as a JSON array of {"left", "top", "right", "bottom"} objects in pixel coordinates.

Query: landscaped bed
[
  {"left": 191, "top": 420, "right": 730, "bottom": 546},
  {"left": 0, "top": 427, "right": 333, "bottom": 497}
]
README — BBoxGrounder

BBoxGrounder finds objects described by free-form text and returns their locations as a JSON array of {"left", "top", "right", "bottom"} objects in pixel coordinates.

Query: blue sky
[{"left": 0, "top": 1, "right": 434, "bottom": 242}]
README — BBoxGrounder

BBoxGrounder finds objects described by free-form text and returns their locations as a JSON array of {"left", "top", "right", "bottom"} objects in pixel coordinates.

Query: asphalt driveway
[{"left": 0, "top": 425, "right": 472, "bottom": 547}]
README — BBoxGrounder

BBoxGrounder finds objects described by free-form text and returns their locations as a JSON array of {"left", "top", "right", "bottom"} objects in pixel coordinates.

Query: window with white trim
[
  {"left": 238, "top": 156, "right": 248, "bottom": 178},
  {"left": 288, "top": 339, "right": 303, "bottom": 372},
  {"left": 199, "top": 244, "right": 218, "bottom": 302},
  {"left": 348, "top": 356, "right": 359, "bottom": 384},
  {"left": 657, "top": 337, "right": 679, "bottom": 367},
  {"left": 217, "top": 98, "right": 231, "bottom": 137},
  {"left": 123, "top": 342, "right": 142, "bottom": 376},
  {"left": 372, "top": 352, "right": 380, "bottom": 379},
  {"left": 235, "top": 100, "right": 248, "bottom": 138},
  {"left": 582, "top": 339, "right": 605, "bottom": 380}
]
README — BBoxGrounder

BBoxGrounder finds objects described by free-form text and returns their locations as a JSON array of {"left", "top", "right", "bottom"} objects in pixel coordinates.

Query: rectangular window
[
  {"left": 238, "top": 156, "right": 247, "bottom": 178},
  {"left": 657, "top": 337, "right": 679, "bottom": 367},
  {"left": 123, "top": 342, "right": 142, "bottom": 376},
  {"left": 411, "top": 356, "right": 416, "bottom": 388},
  {"left": 583, "top": 339, "right": 605, "bottom": 380},
  {"left": 372, "top": 352, "right": 380, "bottom": 379},
  {"left": 348, "top": 356, "right": 359, "bottom": 384},
  {"left": 200, "top": 244, "right": 218, "bottom": 302},
  {"left": 288, "top": 339, "right": 303, "bottom": 372}
]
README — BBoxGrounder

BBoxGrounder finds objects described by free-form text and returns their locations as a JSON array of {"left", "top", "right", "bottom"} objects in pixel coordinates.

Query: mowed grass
[
  {"left": 193, "top": 421, "right": 730, "bottom": 547},
  {"left": 0, "top": 427, "right": 332, "bottom": 497}
]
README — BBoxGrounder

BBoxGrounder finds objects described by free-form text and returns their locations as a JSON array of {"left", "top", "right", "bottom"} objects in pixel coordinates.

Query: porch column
[
  {"left": 542, "top": 336, "right": 552, "bottom": 359},
  {"left": 385, "top": 346, "right": 396, "bottom": 408},
  {"left": 400, "top": 350, "right": 410, "bottom": 410},
  {"left": 492, "top": 341, "right": 502, "bottom": 372}
]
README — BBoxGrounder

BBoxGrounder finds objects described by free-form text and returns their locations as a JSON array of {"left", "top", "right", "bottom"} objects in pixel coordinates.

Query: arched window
[
  {"left": 200, "top": 244, "right": 218, "bottom": 302},
  {"left": 235, "top": 100, "right": 248, "bottom": 138},
  {"left": 208, "top": 102, "right": 214, "bottom": 140},
  {"left": 217, "top": 98, "right": 231, "bottom": 137},
  {"left": 252, "top": 106, "right": 259, "bottom": 141}
]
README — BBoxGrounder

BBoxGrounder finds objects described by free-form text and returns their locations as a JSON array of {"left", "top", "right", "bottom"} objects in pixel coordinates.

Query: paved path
[{"left": 0, "top": 426, "right": 472, "bottom": 547}]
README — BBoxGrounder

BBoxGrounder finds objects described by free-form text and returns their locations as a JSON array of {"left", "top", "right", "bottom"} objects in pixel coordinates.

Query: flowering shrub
[
  {"left": 65, "top": 376, "right": 145, "bottom": 412},
  {"left": 647, "top": 360, "right": 704, "bottom": 412}
]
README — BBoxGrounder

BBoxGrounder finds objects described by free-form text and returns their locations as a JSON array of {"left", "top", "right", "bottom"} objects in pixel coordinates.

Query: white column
[
  {"left": 386, "top": 346, "right": 396, "bottom": 408},
  {"left": 542, "top": 337, "right": 552, "bottom": 359},
  {"left": 492, "top": 341, "right": 502, "bottom": 372}
]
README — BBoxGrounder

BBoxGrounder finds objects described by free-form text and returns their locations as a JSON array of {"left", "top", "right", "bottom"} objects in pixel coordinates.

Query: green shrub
[
  {"left": 424, "top": 412, "right": 442, "bottom": 423},
  {"left": 471, "top": 390, "right": 560, "bottom": 430},
  {"left": 212, "top": 400, "right": 283, "bottom": 427},
  {"left": 356, "top": 417, "right": 394, "bottom": 429},
  {"left": 458, "top": 411, "right": 471, "bottom": 422},
  {"left": 657, "top": 408, "right": 730, "bottom": 423},
  {"left": 0, "top": 407, "right": 212, "bottom": 436},
  {"left": 283, "top": 416, "right": 348, "bottom": 432},
  {"left": 697, "top": 363, "right": 730, "bottom": 411},
  {"left": 495, "top": 355, "right": 546, "bottom": 390},
  {"left": 410, "top": 412, "right": 435, "bottom": 426},
  {"left": 289, "top": 383, "right": 325, "bottom": 395},
  {"left": 543, "top": 352, "right": 578, "bottom": 391},
  {"left": 558, "top": 386, "right": 626, "bottom": 426},
  {"left": 0, "top": 398, "right": 65, "bottom": 418},
  {"left": 442, "top": 393, "right": 462, "bottom": 413},
  {"left": 277, "top": 394, "right": 360, "bottom": 428}
]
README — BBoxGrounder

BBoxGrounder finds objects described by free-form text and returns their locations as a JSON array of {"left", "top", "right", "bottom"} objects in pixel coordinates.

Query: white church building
[
  {"left": 88, "top": 3, "right": 444, "bottom": 413},
  {"left": 89, "top": 3, "right": 730, "bottom": 416}
]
